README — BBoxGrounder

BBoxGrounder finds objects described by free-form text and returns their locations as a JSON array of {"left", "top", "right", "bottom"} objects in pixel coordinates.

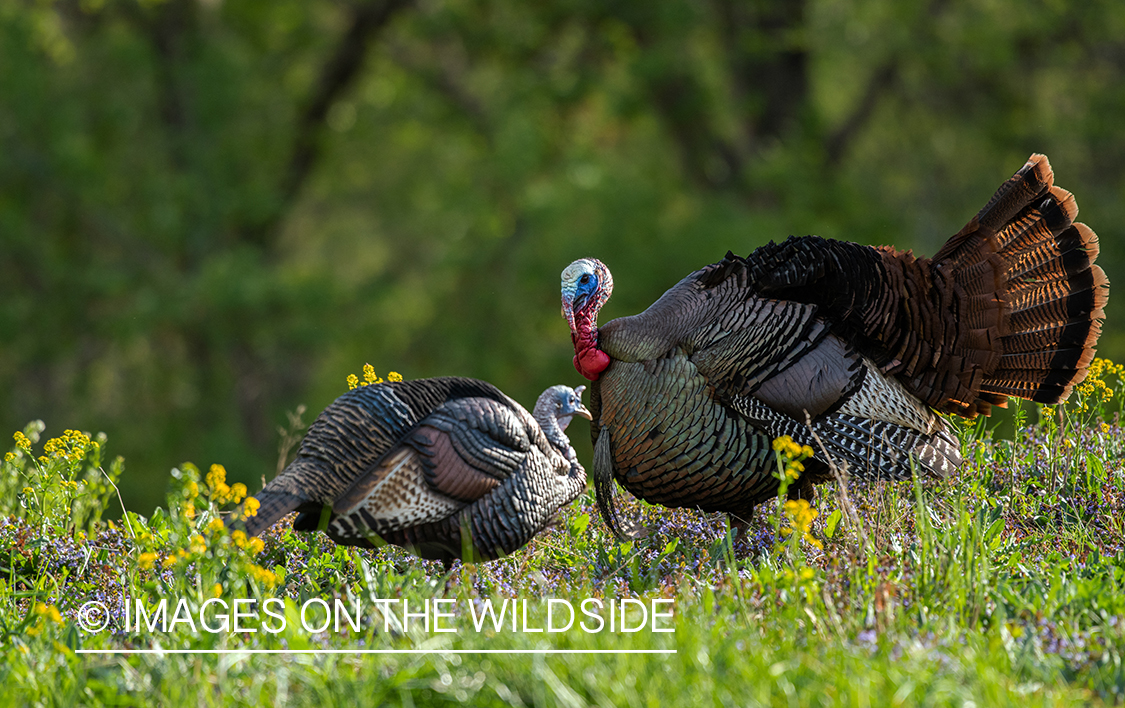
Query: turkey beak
[
  {"left": 561, "top": 401, "right": 592, "bottom": 422},
  {"left": 562, "top": 289, "right": 585, "bottom": 332},
  {"left": 570, "top": 291, "right": 589, "bottom": 315},
  {"left": 561, "top": 292, "right": 574, "bottom": 331}
]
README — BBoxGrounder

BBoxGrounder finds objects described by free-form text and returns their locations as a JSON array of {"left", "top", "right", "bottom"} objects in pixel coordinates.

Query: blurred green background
[{"left": 3, "top": 0, "right": 1124, "bottom": 514}]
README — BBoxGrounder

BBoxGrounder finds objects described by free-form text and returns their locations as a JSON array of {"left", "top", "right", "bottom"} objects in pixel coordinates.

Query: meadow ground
[{"left": 1, "top": 363, "right": 1123, "bottom": 706}]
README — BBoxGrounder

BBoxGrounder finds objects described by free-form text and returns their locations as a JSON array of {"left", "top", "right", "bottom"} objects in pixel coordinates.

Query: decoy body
[
  {"left": 244, "top": 377, "right": 590, "bottom": 562},
  {"left": 561, "top": 154, "right": 1108, "bottom": 535}
]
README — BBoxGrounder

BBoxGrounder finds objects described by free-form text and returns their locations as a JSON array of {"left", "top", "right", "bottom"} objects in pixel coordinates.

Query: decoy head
[
  {"left": 534, "top": 384, "right": 593, "bottom": 433},
  {"left": 556, "top": 384, "right": 592, "bottom": 431}
]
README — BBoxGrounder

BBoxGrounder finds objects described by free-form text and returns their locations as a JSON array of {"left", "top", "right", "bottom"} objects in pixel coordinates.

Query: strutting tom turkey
[
  {"left": 242, "top": 378, "right": 591, "bottom": 563},
  {"left": 560, "top": 154, "right": 1108, "bottom": 536}
]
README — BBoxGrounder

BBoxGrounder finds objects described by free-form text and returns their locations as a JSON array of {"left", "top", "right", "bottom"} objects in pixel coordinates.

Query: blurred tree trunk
[{"left": 126, "top": 0, "right": 413, "bottom": 449}]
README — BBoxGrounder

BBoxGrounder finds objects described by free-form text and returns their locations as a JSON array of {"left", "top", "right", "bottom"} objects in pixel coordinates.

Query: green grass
[{"left": 1, "top": 370, "right": 1124, "bottom": 706}]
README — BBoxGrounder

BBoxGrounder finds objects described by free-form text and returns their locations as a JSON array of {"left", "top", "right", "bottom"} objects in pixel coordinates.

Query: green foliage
[
  {"left": 2, "top": 0, "right": 1125, "bottom": 513},
  {"left": 1, "top": 422, "right": 122, "bottom": 535}
]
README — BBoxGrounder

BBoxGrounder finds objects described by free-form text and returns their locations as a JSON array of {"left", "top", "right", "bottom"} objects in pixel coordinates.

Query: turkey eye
[{"left": 579, "top": 274, "right": 590, "bottom": 284}]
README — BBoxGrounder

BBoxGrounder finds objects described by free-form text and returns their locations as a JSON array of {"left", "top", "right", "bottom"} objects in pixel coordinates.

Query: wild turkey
[
  {"left": 560, "top": 154, "right": 1108, "bottom": 536},
  {"left": 242, "top": 377, "right": 591, "bottom": 563}
]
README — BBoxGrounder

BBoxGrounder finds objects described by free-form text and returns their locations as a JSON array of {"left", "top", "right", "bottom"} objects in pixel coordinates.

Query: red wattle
[
  {"left": 575, "top": 347, "right": 610, "bottom": 381},
  {"left": 569, "top": 307, "right": 608, "bottom": 380},
  {"left": 572, "top": 353, "right": 582, "bottom": 375}
]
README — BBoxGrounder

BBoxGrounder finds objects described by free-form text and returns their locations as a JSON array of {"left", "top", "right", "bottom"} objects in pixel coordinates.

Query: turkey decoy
[
  {"left": 242, "top": 377, "right": 590, "bottom": 563},
  {"left": 560, "top": 154, "right": 1108, "bottom": 536}
]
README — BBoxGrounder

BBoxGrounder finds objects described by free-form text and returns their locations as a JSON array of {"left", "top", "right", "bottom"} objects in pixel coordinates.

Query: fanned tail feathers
[{"left": 933, "top": 154, "right": 1108, "bottom": 409}]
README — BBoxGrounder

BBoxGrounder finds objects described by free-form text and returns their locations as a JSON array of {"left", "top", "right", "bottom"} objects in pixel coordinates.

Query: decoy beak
[{"left": 572, "top": 385, "right": 592, "bottom": 419}]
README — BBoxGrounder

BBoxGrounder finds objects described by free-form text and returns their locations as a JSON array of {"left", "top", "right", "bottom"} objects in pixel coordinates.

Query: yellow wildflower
[
  {"left": 42, "top": 429, "right": 94, "bottom": 463},
  {"left": 249, "top": 537, "right": 265, "bottom": 554},
  {"left": 248, "top": 565, "right": 278, "bottom": 588},
  {"left": 230, "top": 483, "right": 247, "bottom": 504},
  {"left": 183, "top": 503, "right": 196, "bottom": 519},
  {"left": 772, "top": 435, "right": 800, "bottom": 457},
  {"left": 190, "top": 535, "right": 207, "bottom": 554},
  {"left": 349, "top": 366, "right": 399, "bottom": 389},
  {"left": 162, "top": 555, "right": 178, "bottom": 569},
  {"left": 206, "top": 464, "right": 227, "bottom": 490},
  {"left": 27, "top": 604, "right": 64, "bottom": 637},
  {"left": 1076, "top": 358, "right": 1124, "bottom": 403},
  {"left": 13, "top": 431, "right": 32, "bottom": 452},
  {"left": 211, "top": 583, "right": 223, "bottom": 598},
  {"left": 206, "top": 518, "right": 225, "bottom": 534},
  {"left": 782, "top": 499, "right": 823, "bottom": 549},
  {"left": 34, "top": 603, "right": 63, "bottom": 625},
  {"left": 773, "top": 435, "right": 812, "bottom": 481},
  {"left": 138, "top": 552, "right": 158, "bottom": 570},
  {"left": 186, "top": 480, "right": 199, "bottom": 499},
  {"left": 231, "top": 530, "right": 248, "bottom": 548},
  {"left": 4, "top": 452, "right": 14, "bottom": 462},
  {"left": 22, "top": 487, "right": 34, "bottom": 496},
  {"left": 243, "top": 497, "right": 260, "bottom": 518}
]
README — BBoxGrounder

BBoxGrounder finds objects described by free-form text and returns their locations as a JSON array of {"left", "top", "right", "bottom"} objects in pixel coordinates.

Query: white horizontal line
[{"left": 76, "top": 649, "right": 676, "bottom": 655}]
